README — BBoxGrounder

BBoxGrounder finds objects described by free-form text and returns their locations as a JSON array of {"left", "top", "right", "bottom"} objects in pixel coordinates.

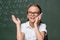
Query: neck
[{"left": 29, "top": 21, "right": 34, "bottom": 28}]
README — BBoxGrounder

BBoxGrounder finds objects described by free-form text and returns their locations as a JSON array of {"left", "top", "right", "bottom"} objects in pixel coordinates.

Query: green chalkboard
[{"left": 0, "top": 0, "right": 46, "bottom": 40}]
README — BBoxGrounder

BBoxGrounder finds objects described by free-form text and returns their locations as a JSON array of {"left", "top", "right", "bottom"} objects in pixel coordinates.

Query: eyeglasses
[{"left": 28, "top": 11, "right": 40, "bottom": 16}]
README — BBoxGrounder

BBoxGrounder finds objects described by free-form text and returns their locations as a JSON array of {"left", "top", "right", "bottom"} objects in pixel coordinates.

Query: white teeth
[{"left": 31, "top": 18, "right": 34, "bottom": 19}]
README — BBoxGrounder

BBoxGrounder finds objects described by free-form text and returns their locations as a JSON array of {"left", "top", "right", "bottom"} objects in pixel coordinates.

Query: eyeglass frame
[{"left": 27, "top": 11, "right": 41, "bottom": 16}]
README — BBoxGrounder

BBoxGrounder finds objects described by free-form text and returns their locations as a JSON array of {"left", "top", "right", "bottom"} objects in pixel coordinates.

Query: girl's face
[{"left": 27, "top": 6, "right": 40, "bottom": 23}]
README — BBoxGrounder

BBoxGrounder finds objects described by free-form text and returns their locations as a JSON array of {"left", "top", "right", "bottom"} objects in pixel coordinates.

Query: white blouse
[{"left": 21, "top": 21, "right": 47, "bottom": 40}]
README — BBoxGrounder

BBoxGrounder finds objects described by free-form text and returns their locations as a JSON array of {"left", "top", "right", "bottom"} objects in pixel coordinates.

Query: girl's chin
[{"left": 29, "top": 19, "right": 35, "bottom": 23}]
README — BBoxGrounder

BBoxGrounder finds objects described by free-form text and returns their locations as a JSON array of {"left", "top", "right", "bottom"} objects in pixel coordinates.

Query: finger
[
  {"left": 12, "top": 15, "right": 16, "bottom": 19},
  {"left": 38, "top": 13, "right": 43, "bottom": 20},
  {"left": 40, "top": 13, "right": 43, "bottom": 18},
  {"left": 35, "top": 17, "right": 39, "bottom": 22},
  {"left": 12, "top": 15, "right": 17, "bottom": 22},
  {"left": 17, "top": 18, "right": 21, "bottom": 23}
]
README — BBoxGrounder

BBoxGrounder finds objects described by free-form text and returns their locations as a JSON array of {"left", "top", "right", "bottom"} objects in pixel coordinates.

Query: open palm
[{"left": 12, "top": 15, "right": 21, "bottom": 25}]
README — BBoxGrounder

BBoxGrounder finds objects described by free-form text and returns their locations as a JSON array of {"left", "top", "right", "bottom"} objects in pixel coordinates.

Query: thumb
[{"left": 17, "top": 18, "right": 21, "bottom": 23}]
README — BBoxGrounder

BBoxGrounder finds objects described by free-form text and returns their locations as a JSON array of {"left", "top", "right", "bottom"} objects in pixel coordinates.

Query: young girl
[{"left": 12, "top": 4, "right": 47, "bottom": 40}]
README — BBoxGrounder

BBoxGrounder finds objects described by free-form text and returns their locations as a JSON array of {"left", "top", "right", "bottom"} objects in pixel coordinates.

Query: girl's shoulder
[
  {"left": 40, "top": 23, "right": 46, "bottom": 26},
  {"left": 21, "top": 21, "right": 29, "bottom": 27},
  {"left": 39, "top": 23, "right": 47, "bottom": 28}
]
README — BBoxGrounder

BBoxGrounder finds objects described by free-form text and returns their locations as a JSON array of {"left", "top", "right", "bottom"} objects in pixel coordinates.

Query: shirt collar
[
  {"left": 25, "top": 21, "right": 41, "bottom": 29},
  {"left": 25, "top": 21, "right": 30, "bottom": 28},
  {"left": 26, "top": 21, "right": 35, "bottom": 29},
  {"left": 26, "top": 21, "right": 36, "bottom": 30}
]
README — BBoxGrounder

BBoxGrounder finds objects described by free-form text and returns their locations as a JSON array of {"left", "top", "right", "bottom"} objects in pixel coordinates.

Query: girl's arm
[
  {"left": 12, "top": 15, "right": 24, "bottom": 40},
  {"left": 16, "top": 24, "right": 24, "bottom": 40},
  {"left": 35, "top": 26, "right": 45, "bottom": 40},
  {"left": 34, "top": 13, "right": 45, "bottom": 40}
]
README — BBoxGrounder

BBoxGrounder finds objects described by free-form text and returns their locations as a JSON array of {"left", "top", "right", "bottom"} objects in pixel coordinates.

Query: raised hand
[
  {"left": 34, "top": 13, "right": 43, "bottom": 26},
  {"left": 12, "top": 15, "right": 21, "bottom": 25}
]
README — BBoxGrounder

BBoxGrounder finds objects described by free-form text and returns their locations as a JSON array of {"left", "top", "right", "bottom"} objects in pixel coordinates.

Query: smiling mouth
[{"left": 30, "top": 17, "right": 35, "bottom": 20}]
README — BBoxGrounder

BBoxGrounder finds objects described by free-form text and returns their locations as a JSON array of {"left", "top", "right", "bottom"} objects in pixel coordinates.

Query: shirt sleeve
[
  {"left": 39, "top": 23, "right": 47, "bottom": 33},
  {"left": 21, "top": 23, "right": 26, "bottom": 33}
]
